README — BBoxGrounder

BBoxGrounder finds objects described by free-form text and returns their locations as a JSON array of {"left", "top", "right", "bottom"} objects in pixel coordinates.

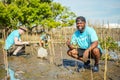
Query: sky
[{"left": 53, "top": 0, "right": 120, "bottom": 24}]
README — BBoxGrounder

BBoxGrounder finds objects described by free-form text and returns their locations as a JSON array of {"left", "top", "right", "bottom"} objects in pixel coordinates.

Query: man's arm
[
  {"left": 66, "top": 38, "right": 76, "bottom": 50},
  {"left": 14, "top": 37, "right": 29, "bottom": 45},
  {"left": 83, "top": 41, "right": 98, "bottom": 62},
  {"left": 87, "top": 41, "right": 98, "bottom": 52}
]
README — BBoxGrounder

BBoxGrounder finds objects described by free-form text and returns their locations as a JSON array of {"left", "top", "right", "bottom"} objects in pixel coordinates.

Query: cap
[
  {"left": 76, "top": 16, "right": 86, "bottom": 23},
  {"left": 19, "top": 25, "right": 27, "bottom": 32}
]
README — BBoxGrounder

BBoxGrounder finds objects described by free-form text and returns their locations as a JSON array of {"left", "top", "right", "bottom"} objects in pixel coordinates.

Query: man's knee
[
  {"left": 92, "top": 48, "right": 100, "bottom": 56},
  {"left": 67, "top": 49, "right": 78, "bottom": 56},
  {"left": 67, "top": 50, "right": 72, "bottom": 56}
]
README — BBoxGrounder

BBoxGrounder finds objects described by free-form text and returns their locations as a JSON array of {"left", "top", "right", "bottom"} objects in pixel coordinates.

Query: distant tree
[{"left": 58, "top": 7, "right": 76, "bottom": 27}]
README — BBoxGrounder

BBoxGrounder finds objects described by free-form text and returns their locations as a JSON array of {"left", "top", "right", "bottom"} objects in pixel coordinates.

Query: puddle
[{"left": 8, "top": 68, "right": 18, "bottom": 80}]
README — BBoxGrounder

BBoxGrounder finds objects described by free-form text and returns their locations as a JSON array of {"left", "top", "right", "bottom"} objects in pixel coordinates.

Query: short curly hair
[{"left": 76, "top": 16, "right": 86, "bottom": 23}]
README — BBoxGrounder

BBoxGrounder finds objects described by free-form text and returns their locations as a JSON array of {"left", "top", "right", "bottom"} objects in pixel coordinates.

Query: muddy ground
[{"left": 0, "top": 44, "right": 120, "bottom": 80}]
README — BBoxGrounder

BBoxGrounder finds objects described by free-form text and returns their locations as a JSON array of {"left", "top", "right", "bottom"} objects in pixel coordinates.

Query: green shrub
[{"left": 99, "top": 36, "right": 118, "bottom": 51}]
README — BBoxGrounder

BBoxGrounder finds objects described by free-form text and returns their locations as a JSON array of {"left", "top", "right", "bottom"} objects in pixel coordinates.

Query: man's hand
[
  {"left": 66, "top": 38, "right": 70, "bottom": 46},
  {"left": 83, "top": 49, "right": 89, "bottom": 62},
  {"left": 66, "top": 38, "right": 74, "bottom": 49},
  {"left": 23, "top": 42, "right": 29, "bottom": 45}
]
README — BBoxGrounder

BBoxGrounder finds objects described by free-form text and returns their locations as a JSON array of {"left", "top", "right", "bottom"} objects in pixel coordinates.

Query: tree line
[{"left": 0, "top": 0, "right": 76, "bottom": 30}]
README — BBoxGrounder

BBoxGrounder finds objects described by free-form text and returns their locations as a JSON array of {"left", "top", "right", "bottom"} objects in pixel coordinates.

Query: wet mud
[{"left": 0, "top": 44, "right": 120, "bottom": 80}]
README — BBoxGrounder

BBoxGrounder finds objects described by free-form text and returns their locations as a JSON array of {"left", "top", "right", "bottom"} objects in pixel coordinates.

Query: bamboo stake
[
  {"left": 101, "top": 20, "right": 104, "bottom": 40},
  {"left": 49, "top": 32, "right": 55, "bottom": 64},
  {"left": 89, "top": 51, "right": 93, "bottom": 80},
  {"left": 51, "top": 40, "right": 55, "bottom": 63},
  {"left": 48, "top": 41, "right": 53, "bottom": 64},
  {"left": 49, "top": 41, "right": 52, "bottom": 56},
  {"left": 60, "top": 46, "right": 63, "bottom": 66},
  {"left": 51, "top": 33, "right": 55, "bottom": 57},
  {"left": 104, "top": 50, "right": 108, "bottom": 80},
  {"left": 49, "top": 41, "right": 53, "bottom": 64},
  {"left": 64, "top": 27, "right": 67, "bottom": 44},
  {"left": 31, "top": 34, "right": 34, "bottom": 55},
  {"left": 104, "top": 36, "right": 108, "bottom": 80},
  {"left": 116, "top": 24, "right": 120, "bottom": 65}
]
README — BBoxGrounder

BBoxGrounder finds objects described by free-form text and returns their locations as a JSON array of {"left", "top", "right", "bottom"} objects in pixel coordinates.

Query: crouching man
[{"left": 66, "top": 16, "right": 103, "bottom": 72}]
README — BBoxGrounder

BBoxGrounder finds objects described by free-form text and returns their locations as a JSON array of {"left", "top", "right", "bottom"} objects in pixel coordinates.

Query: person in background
[
  {"left": 4, "top": 25, "right": 29, "bottom": 56},
  {"left": 66, "top": 16, "right": 103, "bottom": 72},
  {"left": 39, "top": 29, "right": 50, "bottom": 47}
]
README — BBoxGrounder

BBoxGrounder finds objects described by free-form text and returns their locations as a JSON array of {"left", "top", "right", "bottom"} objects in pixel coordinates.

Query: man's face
[
  {"left": 76, "top": 21, "right": 86, "bottom": 32},
  {"left": 20, "top": 29, "right": 25, "bottom": 35}
]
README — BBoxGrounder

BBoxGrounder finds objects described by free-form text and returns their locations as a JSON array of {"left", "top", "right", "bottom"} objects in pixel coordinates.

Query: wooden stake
[{"left": 104, "top": 37, "right": 108, "bottom": 80}]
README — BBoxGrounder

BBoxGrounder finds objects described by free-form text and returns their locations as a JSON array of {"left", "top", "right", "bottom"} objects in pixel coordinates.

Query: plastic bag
[{"left": 37, "top": 47, "right": 48, "bottom": 58}]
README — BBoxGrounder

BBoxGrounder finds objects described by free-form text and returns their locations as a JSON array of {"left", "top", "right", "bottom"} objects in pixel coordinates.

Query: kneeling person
[{"left": 4, "top": 26, "right": 29, "bottom": 56}]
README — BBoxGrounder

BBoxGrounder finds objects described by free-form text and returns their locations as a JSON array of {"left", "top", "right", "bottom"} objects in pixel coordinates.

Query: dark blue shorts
[{"left": 77, "top": 48, "right": 102, "bottom": 58}]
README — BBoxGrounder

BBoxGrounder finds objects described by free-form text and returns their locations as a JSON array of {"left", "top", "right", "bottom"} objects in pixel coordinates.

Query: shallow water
[{"left": 8, "top": 68, "right": 17, "bottom": 80}]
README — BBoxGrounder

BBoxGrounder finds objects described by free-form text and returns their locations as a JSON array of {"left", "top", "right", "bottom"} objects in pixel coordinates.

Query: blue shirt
[
  {"left": 40, "top": 34, "right": 46, "bottom": 41},
  {"left": 4, "top": 30, "right": 20, "bottom": 50},
  {"left": 71, "top": 26, "right": 102, "bottom": 52}
]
